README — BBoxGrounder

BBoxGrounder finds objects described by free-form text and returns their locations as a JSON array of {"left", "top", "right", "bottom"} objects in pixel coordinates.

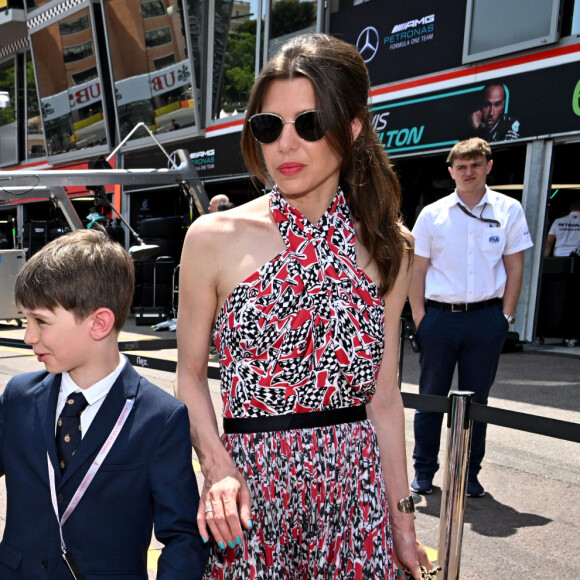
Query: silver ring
[{"left": 204, "top": 505, "right": 214, "bottom": 513}]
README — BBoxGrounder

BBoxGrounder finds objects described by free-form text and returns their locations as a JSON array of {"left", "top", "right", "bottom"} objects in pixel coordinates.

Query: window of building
[
  {"left": 463, "top": 0, "right": 560, "bottom": 63},
  {"left": 575, "top": 7, "right": 580, "bottom": 34},
  {"left": 145, "top": 26, "right": 172, "bottom": 48},
  {"left": 63, "top": 41, "right": 94, "bottom": 63},
  {"left": 103, "top": 0, "right": 197, "bottom": 139},
  {"left": 27, "top": 0, "right": 51, "bottom": 10},
  {"left": 211, "top": 0, "right": 262, "bottom": 120},
  {"left": 30, "top": 6, "right": 108, "bottom": 157},
  {"left": 59, "top": 14, "right": 90, "bottom": 36},
  {"left": 561, "top": 0, "right": 580, "bottom": 36},
  {"left": 209, "top": 1, "right": 319, "bottom": 121},
  {"left": 72, "top": 66, "right": 98, "bottom": 85},
  {"left": 0, "top": 58, "right": 18, "bottom": 166},
  {"left": 141, "top": 0, "right": 166, "bottom": 18},
  {"left": 184, "top": 0, "right": 207, "bottom": 124},
  {"left": 153, "top": 53, "right": 176, "bottom": 69},
  {"left": 268, "top": 0, "right": 317, "bottom": 60},
  {"left": 26, "top": 53, "right": 45, "bottom": 159}
]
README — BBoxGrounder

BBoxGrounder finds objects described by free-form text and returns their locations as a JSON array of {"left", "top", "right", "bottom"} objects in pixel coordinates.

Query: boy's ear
[{"left": 89, "top": 307, "right": 116, "bottom": 340}]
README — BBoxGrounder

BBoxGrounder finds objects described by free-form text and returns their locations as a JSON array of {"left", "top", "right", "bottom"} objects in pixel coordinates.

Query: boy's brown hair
[
  {"left": 15, "top": 228, "right": 134, "bottom": 332},
  {"left": 447, "top": 137, "right": 492, "bottom": 165}
]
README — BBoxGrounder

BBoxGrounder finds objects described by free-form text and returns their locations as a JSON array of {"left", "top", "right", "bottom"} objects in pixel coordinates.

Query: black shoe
[
  {"left": 411, "top": 473, "right": 433, "bottom": 494},
  {"left": 467, "top": 475, "right": 485, "bottom": 497}
]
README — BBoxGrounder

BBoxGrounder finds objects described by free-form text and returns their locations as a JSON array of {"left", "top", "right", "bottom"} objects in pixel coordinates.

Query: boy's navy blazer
[{"left": 0, "top": 362, "right": 208, "bottom": 579}]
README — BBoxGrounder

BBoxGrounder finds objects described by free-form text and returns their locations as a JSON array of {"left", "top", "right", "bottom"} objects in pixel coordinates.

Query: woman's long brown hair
[{"left": 241, "top": 33, "right": 412, "bottom": 296}]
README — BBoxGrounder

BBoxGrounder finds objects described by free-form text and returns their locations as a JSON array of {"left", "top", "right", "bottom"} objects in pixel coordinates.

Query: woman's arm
[
  {"left": 367, "top": 250, "right": 432, "bottom": 579},
  {"left": 175, "top": 217, "right": 252, "bottom": 549}
]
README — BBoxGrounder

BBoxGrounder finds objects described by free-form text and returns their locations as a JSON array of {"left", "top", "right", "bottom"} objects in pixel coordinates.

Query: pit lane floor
[{"left": 0, "top": 316, "right": 578, "bottom": 578}]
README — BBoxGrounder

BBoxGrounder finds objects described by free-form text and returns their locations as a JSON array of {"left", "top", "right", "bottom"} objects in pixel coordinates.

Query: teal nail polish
[
  {"left": 218, "top": 542, "right": 226, "bottom": 550},
  {"left": 227, "top": 541, "right": 236, "bottom": 549},
  {"left": 235, "top": 536, "right": 242, "bottom": 545},
  {"left": 247, "top": 519, "right": 253, "bottom": 529},
  {"left": 201, "top": 536, "right": 208, "bottom": 544}
]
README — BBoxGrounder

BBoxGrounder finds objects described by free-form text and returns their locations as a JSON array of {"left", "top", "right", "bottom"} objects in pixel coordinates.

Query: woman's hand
[
  {"left": 393, "top": 530, "right": 435, "bottom": 580},
  {"left": 198, "top": 461, "right": 253, "bottom": 549}
]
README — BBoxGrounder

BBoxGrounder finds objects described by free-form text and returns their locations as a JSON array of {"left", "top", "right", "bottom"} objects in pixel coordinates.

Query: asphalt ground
[{"left": 0, "top": 316, "right": 578, "bottom": 579}]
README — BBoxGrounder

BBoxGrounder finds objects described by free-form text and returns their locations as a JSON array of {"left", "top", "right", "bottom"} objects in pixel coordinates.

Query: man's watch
[
  {"left": 504, "top": 314, "right": 515, "bottom": 326},
  {"left": 397, "top": 495, "right": 415, "bottom": 514}
]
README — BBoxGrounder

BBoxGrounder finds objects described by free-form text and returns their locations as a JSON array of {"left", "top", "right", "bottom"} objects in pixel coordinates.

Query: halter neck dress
[{"left": 204, "top": 187, "right": 395, "bottom": 579}]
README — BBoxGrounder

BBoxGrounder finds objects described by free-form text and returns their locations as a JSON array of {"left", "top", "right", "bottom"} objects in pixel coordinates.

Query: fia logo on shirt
[{"left": 488, "top": 235, "right": 500, "bottom": 244}]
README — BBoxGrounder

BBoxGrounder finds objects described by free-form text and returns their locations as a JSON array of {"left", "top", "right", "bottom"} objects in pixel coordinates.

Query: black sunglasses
[{"left": 249, "top": 110, "right": 326, "bottom": 144}]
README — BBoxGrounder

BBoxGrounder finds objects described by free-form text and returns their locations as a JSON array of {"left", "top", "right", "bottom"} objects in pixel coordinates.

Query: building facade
[{"left": 0, "top": 0, "right": 579, "bottom": 340}]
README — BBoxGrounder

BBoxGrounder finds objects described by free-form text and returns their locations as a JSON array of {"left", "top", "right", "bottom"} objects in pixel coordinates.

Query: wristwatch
[
  {"left": 397, "top": 495, "right": 415, "bottom": 514},
  {"left": 504, "top": 314, "right": 515, "bottom": 325}
]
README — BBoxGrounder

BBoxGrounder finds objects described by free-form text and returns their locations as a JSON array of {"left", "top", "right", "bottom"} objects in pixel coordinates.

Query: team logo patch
[{"left": 356, "top": 27, "right": 380, "bottom": 63}]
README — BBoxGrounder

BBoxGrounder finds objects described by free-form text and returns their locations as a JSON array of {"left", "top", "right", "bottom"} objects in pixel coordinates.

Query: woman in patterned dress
[{"left": 176, "top": 33, "right": 431, "bottom": 579}]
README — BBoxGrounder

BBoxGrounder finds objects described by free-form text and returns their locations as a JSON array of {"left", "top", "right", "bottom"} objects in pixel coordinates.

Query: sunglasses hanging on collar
[{"left": 456, "top": 202, "right": 501, "bottom": 228}]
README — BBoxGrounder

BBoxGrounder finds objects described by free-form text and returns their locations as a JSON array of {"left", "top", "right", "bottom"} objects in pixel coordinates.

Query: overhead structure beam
[
  {"left": 0, "top": 148, "right": 209, "bottom": 233},
  {"left": 0, "top": 149, "right": 205, "bottom": 189}
]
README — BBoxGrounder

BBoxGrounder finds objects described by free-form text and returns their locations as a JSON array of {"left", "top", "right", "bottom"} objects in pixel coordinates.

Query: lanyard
[
  {"left": 47, "top": 398, "right": 135, "bottom": 554},
  {"left": 456, "top": 202, "right": 501, "bottom": 228}
]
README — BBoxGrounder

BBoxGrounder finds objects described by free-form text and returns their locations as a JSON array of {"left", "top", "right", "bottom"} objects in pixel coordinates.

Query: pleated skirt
[{"left": 203, "top": 419, "right": 395, "bottom": 580}]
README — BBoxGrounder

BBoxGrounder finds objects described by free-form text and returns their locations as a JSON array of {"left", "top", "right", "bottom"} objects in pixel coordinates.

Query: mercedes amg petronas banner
[{"left": 330, "top": 0, "right": 466, "bottom": 86}]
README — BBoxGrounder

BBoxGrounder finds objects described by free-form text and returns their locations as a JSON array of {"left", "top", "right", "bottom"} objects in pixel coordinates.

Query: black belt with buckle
[{"left": 425, "top": 298, "right": 502, "bottom": 312}]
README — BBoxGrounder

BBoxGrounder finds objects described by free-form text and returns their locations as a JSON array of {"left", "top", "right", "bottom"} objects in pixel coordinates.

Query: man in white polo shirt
[
  {"left": 544, "top": 197, "right": 580, "bottom": 257},
  {"left": 409, "top": 137, "right": 533, "bottom": 498}
]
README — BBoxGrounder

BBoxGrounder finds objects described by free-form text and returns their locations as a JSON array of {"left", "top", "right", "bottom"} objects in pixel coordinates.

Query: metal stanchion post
[{"left": 437, "top": 391, "right": 474, "bottom": 580}]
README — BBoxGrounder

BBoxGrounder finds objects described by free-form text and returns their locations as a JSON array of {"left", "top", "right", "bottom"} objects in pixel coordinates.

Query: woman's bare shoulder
[
  {"left": 185, "top": 196, "right": 271, "bottom": 243},
  {"left": 182, "top": 195, "right": 284, "bottom": 307}
]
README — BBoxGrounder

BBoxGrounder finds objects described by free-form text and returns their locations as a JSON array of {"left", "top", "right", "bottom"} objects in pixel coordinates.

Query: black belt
[
  {"left": 425, "top": 297, "right": 502, "bottom": 312},
  {"left": 223, "top": 405, "right": 367, "bottom": 434}
]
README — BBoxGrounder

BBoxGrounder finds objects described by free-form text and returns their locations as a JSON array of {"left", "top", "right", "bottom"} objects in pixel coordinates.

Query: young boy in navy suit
[{"left": 0, "top": 228, "right": 208, "bottom": 579}]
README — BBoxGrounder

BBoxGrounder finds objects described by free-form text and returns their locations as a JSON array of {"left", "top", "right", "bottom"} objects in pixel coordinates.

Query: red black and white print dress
[{"left": 206, "top": 187, "right": 395, "bottom": 579}]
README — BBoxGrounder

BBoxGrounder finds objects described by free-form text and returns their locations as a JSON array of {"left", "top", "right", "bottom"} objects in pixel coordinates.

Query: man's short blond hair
[{"left": 447, "top": 138, "right": 492, "bottom": 165}]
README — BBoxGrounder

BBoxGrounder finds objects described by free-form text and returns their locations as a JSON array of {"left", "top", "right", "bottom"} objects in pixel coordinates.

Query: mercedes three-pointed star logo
[{"left": 356, "top": 26, "right": 380, "bottom": 63}]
